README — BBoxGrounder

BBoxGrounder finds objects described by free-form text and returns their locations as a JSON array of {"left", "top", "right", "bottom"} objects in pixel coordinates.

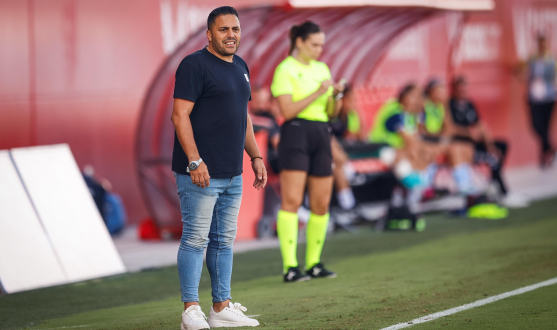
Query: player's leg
[
  {"left": 277, "top": 170, "right": 308, "bottom": 281},
  {"left": 448, "top": 142, "right": 476, "bottom": 195},
  {"left": 331, "top": 137, "right": 356, "bottom": 210},
  {"left": 306, "top": 174, "right": 336, "bottom": 278}
]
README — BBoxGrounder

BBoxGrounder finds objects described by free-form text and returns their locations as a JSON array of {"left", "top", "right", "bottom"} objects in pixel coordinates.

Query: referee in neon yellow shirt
[{"left": 271, "top": 21, "right": 344, "bottom": 282}]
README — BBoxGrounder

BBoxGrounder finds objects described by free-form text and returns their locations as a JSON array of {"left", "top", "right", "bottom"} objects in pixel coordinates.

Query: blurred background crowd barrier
[{"left": 2, "top": 0, "right": 557, "bottom": 241}]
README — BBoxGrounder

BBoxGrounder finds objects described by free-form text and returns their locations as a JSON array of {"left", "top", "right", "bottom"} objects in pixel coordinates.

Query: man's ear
[{"left": 206, "top": 29, "right": 212, "bottom": 43}]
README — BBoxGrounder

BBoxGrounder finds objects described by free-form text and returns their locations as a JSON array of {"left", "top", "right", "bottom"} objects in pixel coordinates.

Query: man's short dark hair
[{"left": 207, "top": 6, "right": 239, "bottom": 30}]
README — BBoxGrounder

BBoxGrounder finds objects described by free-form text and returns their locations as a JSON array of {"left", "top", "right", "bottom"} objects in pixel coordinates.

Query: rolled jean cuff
[{"left": 212, "top": 296, "right": 232, "bottom": 303}]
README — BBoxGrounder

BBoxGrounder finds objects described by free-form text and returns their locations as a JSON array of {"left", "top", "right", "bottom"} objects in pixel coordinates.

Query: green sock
[
  {"left": 277, "top": 210, "right": 299, "bottom": 274},
  {"left": 305, "top": 212, "right": 329, "bottom": 270}
]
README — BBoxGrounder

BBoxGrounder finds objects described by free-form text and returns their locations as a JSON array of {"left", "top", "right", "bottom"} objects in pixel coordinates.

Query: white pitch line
[{"left": 380, "top": 277, "right": 557, "bottom": 330}]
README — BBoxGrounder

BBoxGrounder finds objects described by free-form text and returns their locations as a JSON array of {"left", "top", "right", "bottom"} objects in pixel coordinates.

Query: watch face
[{"left": 189, "top": 162, "right": 198, "bottom": 171}]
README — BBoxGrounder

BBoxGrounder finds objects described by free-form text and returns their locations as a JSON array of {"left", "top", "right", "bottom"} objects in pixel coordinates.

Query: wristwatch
[{"left": 187, "top": 158, "right": 203, "bottom": 172}]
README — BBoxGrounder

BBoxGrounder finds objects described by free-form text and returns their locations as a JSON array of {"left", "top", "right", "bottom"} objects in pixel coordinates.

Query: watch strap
[{"left": 186, "top": 158, "right": 203, "bottom": 173}]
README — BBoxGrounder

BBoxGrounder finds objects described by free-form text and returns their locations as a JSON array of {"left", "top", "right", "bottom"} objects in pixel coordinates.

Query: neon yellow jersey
[
  {"left": 271, "top": 56, "right": 333, "bottom": 122},
  {"left": 423, "top": 99, "right": 445, "bottom": 135},
  {"left": 369, "top": 99, "right": 417, "bottom": 149}
]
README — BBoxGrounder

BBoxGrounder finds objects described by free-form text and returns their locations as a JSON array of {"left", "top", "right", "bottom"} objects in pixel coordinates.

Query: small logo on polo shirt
[{"left": 244, "top": 74, "right": 249, "bottom": 82}]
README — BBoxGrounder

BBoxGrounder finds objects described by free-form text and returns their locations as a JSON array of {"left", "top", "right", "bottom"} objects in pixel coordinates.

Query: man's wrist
[
  {"left": 250, "top": 156, "right": 263, "bottom": 161},
  {"left": 187, "top": 154, "right": 201, "bottom": 161}
]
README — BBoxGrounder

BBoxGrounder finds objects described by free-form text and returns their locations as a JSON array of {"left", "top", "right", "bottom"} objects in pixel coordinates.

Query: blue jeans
[{"left": 175, "top": 173, "right": 242, "bottom": 303}]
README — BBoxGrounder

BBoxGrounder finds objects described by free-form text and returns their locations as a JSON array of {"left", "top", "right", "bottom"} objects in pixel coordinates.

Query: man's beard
[{"left": 212, "top": 38, "right": 239, "bottom": 56}]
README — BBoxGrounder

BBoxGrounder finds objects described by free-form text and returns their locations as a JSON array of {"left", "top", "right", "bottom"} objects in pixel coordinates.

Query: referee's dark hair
[
  {"left": 397, "top": 83, "right": 418, "bottom": 103},
  {"left": 289, "top": 21, "right": 321, "bottom": 55},
  {"left": 207, "top": 6, "right": 239, "bottom": 30}
]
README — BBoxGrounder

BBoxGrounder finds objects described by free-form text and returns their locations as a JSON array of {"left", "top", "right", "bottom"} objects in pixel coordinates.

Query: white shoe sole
[
  {"left": 181, "top": 321, "right": 210, "bottom": 330},
  {"left": 207, "top": 320, "right": 259, "bottom": 328}
]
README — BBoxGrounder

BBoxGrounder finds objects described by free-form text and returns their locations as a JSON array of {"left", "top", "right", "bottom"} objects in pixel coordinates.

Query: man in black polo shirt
[{"left": 171, "top": 6, "right": 266, "bottom": 329}]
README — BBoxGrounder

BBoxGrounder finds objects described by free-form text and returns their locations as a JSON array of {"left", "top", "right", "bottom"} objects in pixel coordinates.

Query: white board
[
  {"left": 10, "top": 145, "right": 126, "bottom": 282},
  {"left": 0, "top": 151, "right": 67, "bottom": 293}
]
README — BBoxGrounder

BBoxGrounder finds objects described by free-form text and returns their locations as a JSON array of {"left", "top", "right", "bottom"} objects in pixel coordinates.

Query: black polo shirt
[{"left": 172, "top": 47, "right": 251, "bottom": 178}]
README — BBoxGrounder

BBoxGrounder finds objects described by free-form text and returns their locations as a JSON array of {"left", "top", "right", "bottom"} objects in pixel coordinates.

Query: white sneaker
[
  {"left": 207, "top": 302, "right": 259, "bottom": 328},
  {"left": 181, "top": 305, "right": 210, "bottom": 330}
]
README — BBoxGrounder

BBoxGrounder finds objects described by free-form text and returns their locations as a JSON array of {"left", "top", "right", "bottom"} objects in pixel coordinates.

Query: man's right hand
[{"left": 191, "top": 162, "right": 210, "bottom": 188}]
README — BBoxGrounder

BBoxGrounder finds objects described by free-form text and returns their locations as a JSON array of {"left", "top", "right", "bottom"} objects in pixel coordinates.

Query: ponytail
[{"left": 289, "top": 21, "right": 321, "bottom": 55}]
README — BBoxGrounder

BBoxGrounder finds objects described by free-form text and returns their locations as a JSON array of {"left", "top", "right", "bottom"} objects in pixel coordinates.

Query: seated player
[
  {"left": 421, "top": 78, "right": 448, "bottom": 140},
  {"left": 329, "top": 84, "right": 362, "bottom": 210},
  {"left": 330, "top": 84, "right": 366, "bottom": 141},
  {"left": 449, "top": 76, "right": 528, "bottom": 208},
  {"left": 369, "top": 83, "right": 440, "bottom": 205},
  {"left": 331, "top": 136, "right": 357, "bottom": 210},
  {"left": 421, "top": 78, "right": 478, "bottom": 197},
  {"left": 249, "top": 86, "right": 282, "bottom": 174}
]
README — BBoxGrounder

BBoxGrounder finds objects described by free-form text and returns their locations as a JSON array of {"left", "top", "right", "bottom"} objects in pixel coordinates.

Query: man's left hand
[{"left": 251, "top": 158, "right": 267, "bottom": 190}]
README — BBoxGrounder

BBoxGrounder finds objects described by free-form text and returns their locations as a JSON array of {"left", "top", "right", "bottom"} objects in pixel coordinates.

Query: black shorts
[{"left": 278, "top": 119, "right": 333, "bottom": 176}]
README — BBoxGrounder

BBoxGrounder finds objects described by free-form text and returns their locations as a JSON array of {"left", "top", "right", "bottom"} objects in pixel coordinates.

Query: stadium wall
[{"left": 0, "top": 0, "right": 278, "bottom": 225}]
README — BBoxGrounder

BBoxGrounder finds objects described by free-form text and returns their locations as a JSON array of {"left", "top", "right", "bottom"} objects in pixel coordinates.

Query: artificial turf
[{"left": 1, "top": 198, "right": 556, "bottom": 330}]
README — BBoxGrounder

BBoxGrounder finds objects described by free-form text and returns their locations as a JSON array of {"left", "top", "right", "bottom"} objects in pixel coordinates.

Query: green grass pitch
[{"left": 1, "top": 198, "right": 556, "bottom": 330}]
